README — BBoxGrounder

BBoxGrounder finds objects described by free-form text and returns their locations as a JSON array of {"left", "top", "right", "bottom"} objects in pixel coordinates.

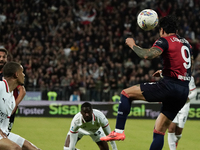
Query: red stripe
[
  {"left": 121, "top": 90, "right": 129, "bottom": 98},
  {"left": 82, "top": 118, "right": 86, "bottom": 123},
  {"left": 3, "top": 79, "right": 9, "bottom": 93},
  {"left": 190, "top": 88, "right": 196, "bottom": 91},
  {"left": 7, "top": 116, "right": 10, "bottom": 118},
  {"left": 153, "top": 129, "right": 165, "bottom": 135},
  {"left": 70, "top": 130, "right": 78, "bottom": 133},
  {"left": 102, "top": 123, "right": 109, "bottom": 128},
  {"left": 93, "top": 113, "right": 95, "bottom": 121}
]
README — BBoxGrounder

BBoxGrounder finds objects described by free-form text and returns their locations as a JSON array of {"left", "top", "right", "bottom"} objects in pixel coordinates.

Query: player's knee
[
  {"left": 121, "top": 90, "right": 130, "bottom": 98},
  {"left": 154, "top": 129, "right": 165, "bottom": 135},
  {"left": 168, "top": 127, "right": 175, "bottom": 133}
]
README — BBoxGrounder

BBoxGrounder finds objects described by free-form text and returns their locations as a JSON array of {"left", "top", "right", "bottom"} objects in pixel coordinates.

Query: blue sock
[
  {"left": 149, "top": 131, "right": 164, "bottom": 150},
  {"left": 115, "top": 93, "right": 131, "bottom": 130}
]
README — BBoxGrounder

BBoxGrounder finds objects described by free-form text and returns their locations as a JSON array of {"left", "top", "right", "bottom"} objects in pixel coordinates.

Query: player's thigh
[
  {"left": 8, "top": 132, "right": 25, "bottom": 148},
  {"left": 0, "top": 138, "right": 21, "bottom": 150},
  {"left": 177, "top": 112, "right": 189, "bottom": 128},
  {"left": 123, "top": 84, "right": 146, "bottom": 100}
]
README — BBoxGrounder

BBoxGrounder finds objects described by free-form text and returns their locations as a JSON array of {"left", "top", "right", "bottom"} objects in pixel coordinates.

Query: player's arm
[
  {"left": 65, "top": 116, "right": 79, "bottom": 150},
  {"left": 12, "top": 85, "right": 26, "bottom": 114},
  {"left": 100, "top": 114, "right": 118, "bottom": 150},
  {"left": 188, "top": 88, "right": 197, "bottom": 100},
  {"left": 0, "top": 128, "right": 7, "bottom": 138},
  {"left": 102, "top": 124, "right": 118, "bottom": 150},
  {"left": 152, "top": 70, "right": 163, "bottom": 78},
  {"left": 126, "top": 38, "right": 162, "bottom": 59},
  {"left": 188, "top": 77, "right": 197, "bottom": 100}
]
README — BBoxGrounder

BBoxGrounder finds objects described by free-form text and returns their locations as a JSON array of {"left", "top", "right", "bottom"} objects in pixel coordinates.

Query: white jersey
[
  {"left": 70, "top": 109, "right": 109, "bottom": 134},
  {"left": 172, "top": 76, "right": 197, "bottom": 127},
  {"left": 0, "top": 79, "right": 16, "bottom": 135},
  {"left": 188, "top": 76, "right": 196, "bottom": 101}
]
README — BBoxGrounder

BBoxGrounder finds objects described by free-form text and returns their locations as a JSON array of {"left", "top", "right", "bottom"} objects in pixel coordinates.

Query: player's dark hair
[
  {"left": 159, "top": 15, "right": 178, "bottom": 34},
  {"left": 81, "top": 102, "right": 92, "bottom": 110},
  {"left": 3, "top": 61, "right": 21, "bottom": 78},
  {"left": 0, "top": 48, "right": 8, "bottom": 55}
]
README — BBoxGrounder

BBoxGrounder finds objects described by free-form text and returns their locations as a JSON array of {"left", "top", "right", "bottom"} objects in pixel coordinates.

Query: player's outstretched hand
[
  {"left": 125, "top": 38, "right": 136, "bottom": 49},
  {"left": 152, "top": 70, "right": 162, "bottom": 77},
  {"left": 0, "top": 129, "right": 7, "bottom": 138}
]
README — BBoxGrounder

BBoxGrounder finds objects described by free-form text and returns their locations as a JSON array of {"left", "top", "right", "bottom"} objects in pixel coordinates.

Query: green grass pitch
[{"left": 12, "top": 117, "right": 199, "bottom": 150}]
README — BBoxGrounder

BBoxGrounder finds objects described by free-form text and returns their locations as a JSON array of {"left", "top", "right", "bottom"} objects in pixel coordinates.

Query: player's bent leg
[
  {"left": 150, "top": 113, "right": 172, "bottom": 150},
  {"left": 96, "top": 141, "right": 109, "bottom": 150},
  {"left": 0, "top": 138, "right": 21, "bottom": 150}
]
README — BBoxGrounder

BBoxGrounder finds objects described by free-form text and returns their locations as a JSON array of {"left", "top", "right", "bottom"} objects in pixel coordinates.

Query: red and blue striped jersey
[{"left": 152, "top": 34, "right": 192, "bottom": 81}]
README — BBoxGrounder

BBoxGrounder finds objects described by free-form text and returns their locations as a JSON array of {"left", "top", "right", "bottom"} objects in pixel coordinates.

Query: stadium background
[
  {"left": 1, "top": 0, "right": 200, "bottom": 149},
  {"left": 1, "top": 0, "right": 199, "bottom": 119},
  {"left": 1, "top": 0, "right": 200, "bottom": 102}
]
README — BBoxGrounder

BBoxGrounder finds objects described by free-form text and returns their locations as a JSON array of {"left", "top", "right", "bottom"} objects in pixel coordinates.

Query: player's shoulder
[
  {"left": 71, "top": 112, "right": 82, "bottom": 125},
  {"left": 93, "top": 109, "right": 104, "bottom": 116},
  {"left": 73, "top": 112, "right": 82, "bottom": 120},
  {"left": 0, "top": 81, "right": 5, "bottom": 90},
  {"left": 93, "top": 109, "right": 107, "bottom": 121}
]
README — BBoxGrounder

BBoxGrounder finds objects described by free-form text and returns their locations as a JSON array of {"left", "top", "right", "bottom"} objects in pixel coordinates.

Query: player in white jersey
[
  {"left": 0, "top": 62, "right": 40, "bottom": 150},
  {"left": 168, "top": 76, "right": 197, "bottom": 150},
  {"left": 64, "top": 102, "right": 118, "bottom": 150}
]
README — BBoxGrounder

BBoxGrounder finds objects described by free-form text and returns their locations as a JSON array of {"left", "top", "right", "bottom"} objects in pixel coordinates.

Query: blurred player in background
[
  {"left": 100, "top": 15, "right": 193, "bottom": 150},
  {"left": 0, "top": 47, "right": 26, "bottom": 132},
  {"left": 168, "top": 76, "right": 197, "bottom": 150},
  {"left": 0, "top": 61, "right": 40, "bottom": 150},
  {"left": 64, "top": 102, "right": 118, "bottom": 150}
]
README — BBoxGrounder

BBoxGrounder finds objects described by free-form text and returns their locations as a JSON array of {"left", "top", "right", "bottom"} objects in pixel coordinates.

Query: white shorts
[
  {"left": 172, "top": 102, "right": 190, "bottom": 128},
  {"left": 68, "top": 127, "right": 106, "bottom": 143},
  {"left": 7, "top": 132, "right": 25, "bottom": 147}
]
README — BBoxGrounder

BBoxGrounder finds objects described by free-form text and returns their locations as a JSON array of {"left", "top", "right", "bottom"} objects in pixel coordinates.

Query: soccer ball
[{"left": 137, "top": 9, "right": 159, "bottom": 31}]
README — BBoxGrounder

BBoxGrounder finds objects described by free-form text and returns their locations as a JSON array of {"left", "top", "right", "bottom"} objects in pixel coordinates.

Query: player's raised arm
[{"left": 125, "top": 38, "right": 162, "bottom": 59}]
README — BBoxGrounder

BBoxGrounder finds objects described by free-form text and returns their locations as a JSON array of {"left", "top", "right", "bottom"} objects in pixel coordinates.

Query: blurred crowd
[{"left": 0, "top": 0, "right": 200, "bottom": 101}]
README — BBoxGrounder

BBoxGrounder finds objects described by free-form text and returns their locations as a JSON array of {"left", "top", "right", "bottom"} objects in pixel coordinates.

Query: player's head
[
  {"left": 3, "top": 61, "right": 25, "bottom": 85},
  {"left": 0, "top": 47, "right": 8, "bottom": 71},
  {"left": 81, "top": 102, "right": 93, "bottom": 122},
  {"left": 159, "top": 15, "right": 178, "bottom": 35}
]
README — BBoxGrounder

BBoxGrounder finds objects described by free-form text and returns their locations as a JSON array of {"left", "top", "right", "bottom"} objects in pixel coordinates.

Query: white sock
[
  {"left": 64, "top": 146, "right": 69, "bottom": 150},
  {"left": 175, "top": 134, "right": 182, "bottom": 143},
  {"left": 168, "top": 133, "right": 177, "bottom": 150},
  {"left": 115, "top": 129, "right": 124, "bottom": 133}
]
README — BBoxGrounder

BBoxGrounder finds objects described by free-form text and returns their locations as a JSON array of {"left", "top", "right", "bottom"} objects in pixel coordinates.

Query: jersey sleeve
[
  {"left": 189, "top": 76, "right": 196, "bottom": 91},
  {"left": 97, "top": 110, "right": 109, "bottom": 128},
  {"left": 188, "top": 76, "right": 197, "bottom": 100},
  {"left": 69, "top": 114, "right": 81, "bottom": 133},
  {"left": 152, "top": 37, "right": 169, "bottom": 52}
]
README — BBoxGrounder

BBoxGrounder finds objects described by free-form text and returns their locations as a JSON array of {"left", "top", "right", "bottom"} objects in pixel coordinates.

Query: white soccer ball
[{"left": 137, "top": 9, "right": 159, "bottom": 31}]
